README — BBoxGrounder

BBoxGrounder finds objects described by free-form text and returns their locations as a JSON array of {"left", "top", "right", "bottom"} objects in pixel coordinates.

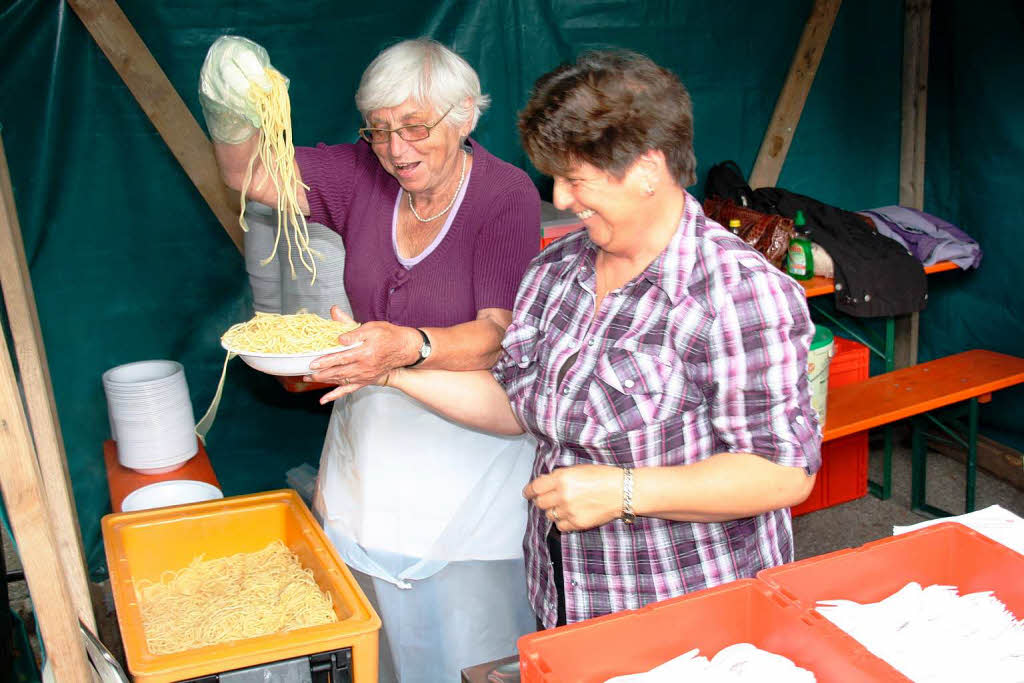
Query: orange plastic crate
[
  {"left": 793, "top": 336, "right": 870, "bottom": 516},
  {"left": 759, "top": 522, "right": 1024, "bottom": 618},
  {"left": 517, "top": 579, "right": 903, "bottom": 682},
  {"left": 102, "top": 489, "right": 380, "bottom": 683}
]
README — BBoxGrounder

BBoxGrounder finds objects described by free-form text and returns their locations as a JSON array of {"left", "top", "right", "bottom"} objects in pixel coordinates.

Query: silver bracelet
[{"left": 622, "top": 467, "right": 636, "bottom": 524}]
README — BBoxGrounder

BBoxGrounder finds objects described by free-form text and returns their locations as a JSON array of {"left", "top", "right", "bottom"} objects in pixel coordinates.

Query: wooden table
[{"left": 103, "top": 438, "right": 219, "bottom": 513}]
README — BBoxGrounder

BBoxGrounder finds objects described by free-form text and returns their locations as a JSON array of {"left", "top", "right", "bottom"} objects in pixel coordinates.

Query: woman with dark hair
[{"left": 316, "top": 50, "right": 821, "bottom": 629}]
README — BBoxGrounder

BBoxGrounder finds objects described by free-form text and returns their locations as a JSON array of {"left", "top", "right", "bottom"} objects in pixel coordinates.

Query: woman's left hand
[
  {"left": 523, "top": 464, "right": 625, "bottom": 532},
  {"left": 305, "top": 306, "right": 416, "bottom": 402}
]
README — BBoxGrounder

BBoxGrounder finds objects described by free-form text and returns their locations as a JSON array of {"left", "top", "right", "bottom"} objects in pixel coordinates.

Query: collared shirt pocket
[
  {"left": 498, "top": 323, "right": 542, "bottom": 392},
  {"left": 585, "top": 346, "right": 678, "bottom": 432}
]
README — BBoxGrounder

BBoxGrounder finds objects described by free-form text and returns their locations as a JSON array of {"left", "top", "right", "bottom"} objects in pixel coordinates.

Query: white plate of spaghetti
[{"left": 220, "top": 312, "right": 361, "bottom": 376}]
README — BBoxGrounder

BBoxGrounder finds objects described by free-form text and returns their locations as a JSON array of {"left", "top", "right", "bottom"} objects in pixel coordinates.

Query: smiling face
[
  {"left": 552, "top": 161, "right": 649, "bottom": 252},
  {"left": 365, "top": 97, "right": 469, "bottom": 199}
]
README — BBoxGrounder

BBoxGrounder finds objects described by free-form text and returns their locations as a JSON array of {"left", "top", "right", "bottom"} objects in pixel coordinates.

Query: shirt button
[
  {"left": 561, "top": 387, "right": 569, "bottom": 395},
  {"left": 545, "top": 387, "right": 552, "bottom": 395},
  {"left": 520, "top": 355, "right": 529, "bottom": 363},
  {"left": 570, "top": 580, "right": 578, "bottom": 587},
  {"left": 795, "top": 415, "right": 805, "bottom": 425},
  {"left": 587, "top": 339, "right": 595, "bottom": 347},
  {"left": 864, "top": 293, "right": 872, "bottom": 302},
  {"left": 623, "top": 379, "right": 635, "bottom": 389}
]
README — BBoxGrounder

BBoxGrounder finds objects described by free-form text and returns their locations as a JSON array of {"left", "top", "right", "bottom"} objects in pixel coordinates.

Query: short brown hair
[{"left": 518, "top": 50, "right": 696, "bottom": 187}]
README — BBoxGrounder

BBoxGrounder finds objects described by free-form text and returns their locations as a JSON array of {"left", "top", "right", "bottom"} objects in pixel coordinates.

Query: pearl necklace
[{"left": 407, "top": 150, "right": 468, "bottom": 223}]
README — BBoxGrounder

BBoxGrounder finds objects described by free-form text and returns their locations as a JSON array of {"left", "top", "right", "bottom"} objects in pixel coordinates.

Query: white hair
[{"left": 355, "top": 38, "right": 490, "bottom": 134}]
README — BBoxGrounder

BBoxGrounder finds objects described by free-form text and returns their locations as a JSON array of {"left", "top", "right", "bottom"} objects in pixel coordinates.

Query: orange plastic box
[
  {"left": 102, "top": 489, "right": 381, "bottom": 683},
  {"left": 793, "top": 336, "right": 870, "bottom": 516},
  {"left": 759, "top": 522, "right": 1024, "bottom": 618},
  {"left": 517, "top": 578, "right": 902, "bottom": 682}
]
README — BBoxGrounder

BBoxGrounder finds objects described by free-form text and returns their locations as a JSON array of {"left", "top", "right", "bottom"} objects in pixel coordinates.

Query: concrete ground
[
  {"left": 794, "top": 438, "right": 1023, "bottom": 560},
  {"left": 4, "top": 441, "right": 1022, "bottom": 676}
]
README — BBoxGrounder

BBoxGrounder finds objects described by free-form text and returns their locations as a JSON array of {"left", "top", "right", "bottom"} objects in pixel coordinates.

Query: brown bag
[{"left": 702, "top": 197, "right": 794, "bottom": 269}]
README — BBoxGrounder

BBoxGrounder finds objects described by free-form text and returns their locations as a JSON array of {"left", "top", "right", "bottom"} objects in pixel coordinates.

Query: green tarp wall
[{"left": 1, "top": 0, "right": 1021, "bottom": 576}]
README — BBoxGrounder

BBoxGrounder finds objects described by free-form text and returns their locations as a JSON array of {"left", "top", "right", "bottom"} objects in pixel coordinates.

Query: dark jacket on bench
[{"left": 753, "top": 187, "right": 928, "bottom": 318}]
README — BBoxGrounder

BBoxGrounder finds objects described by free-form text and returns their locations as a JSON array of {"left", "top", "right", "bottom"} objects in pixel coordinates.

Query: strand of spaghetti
[
  {"left": 261, "top": 68, "right": 319, "bottom": 280},
  {"left": 194, "top": 348, "right": 235, "bottom": 445},
  {"left": 238, "top": 68, "right": 320, "bottom": 284}
]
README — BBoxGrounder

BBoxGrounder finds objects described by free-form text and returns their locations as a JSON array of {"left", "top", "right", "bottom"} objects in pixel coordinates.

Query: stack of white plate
[
  {"left": 103, "top": 360, "right": 198, "bottom": 474},
  {"left": 281, "top": 220, "right": 352, "bottom": 318},
  {"left": 243, "top": 201, "right": 283, "bottom": 314},
  {"left": 244, "top": 202, "right": 353, "bottom": 319}
]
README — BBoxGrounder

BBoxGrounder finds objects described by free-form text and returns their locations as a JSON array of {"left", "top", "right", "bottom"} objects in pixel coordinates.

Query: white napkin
[{"left": 893, "top": 504, "right": 1024, "bottom": 555}]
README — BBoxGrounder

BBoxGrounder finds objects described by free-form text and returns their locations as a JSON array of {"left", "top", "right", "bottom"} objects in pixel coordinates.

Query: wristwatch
[{"left": 407, "top": 328, "right": 432, "bottom": 368}]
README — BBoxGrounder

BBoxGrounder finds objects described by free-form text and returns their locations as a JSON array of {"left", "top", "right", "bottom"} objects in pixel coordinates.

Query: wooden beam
[
  {"left": 67, "top": 0, "right": 243, "bottom": 252},
  {"left": 929, "top": 434, "right": 1024, "bottom": 492},
  {"left": 749, "top": 0, "right": 842, "bottom": 189},
  {"left": 0, "top": 138, "right": 96, "bottom": 633},
  {"left": 899, "top": 0, "right": 931, "bottom": 209},
  {"left": 0, "top": 325, "right": 91, "bottom": 680},
  {"left": 894, "top": 0, "right": 931, "bottom": 369}
]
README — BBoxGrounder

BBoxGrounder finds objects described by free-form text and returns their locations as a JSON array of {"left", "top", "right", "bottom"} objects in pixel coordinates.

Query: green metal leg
[
  {"left": 910, "top": 416, "right": 927, "bottom": 510},
  {"left": 910, "top": 399, "right": 981, "bottom": 519},
  {"left": 884, "top": 317, "right": 895, "bottom": 373},
  {"left": 868, "top": 425, "right": 895, "bottom": 500},
  {"left": 966, "top": 398, "right": 978, "bottom": 513},
  {"left": 867, "top": 317, "right": 898, "bottom": 500}
]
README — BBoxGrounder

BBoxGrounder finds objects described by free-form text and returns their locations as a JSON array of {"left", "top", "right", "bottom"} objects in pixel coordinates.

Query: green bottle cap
[{"left": 794, "top": 210, "right": 806, "bottom": 227}]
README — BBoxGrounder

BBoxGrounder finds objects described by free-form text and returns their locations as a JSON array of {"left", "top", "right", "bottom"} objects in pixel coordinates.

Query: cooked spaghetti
[
  {"left": 241, "top": 67, "right": 319, "bottom": 283},
  {"left": 221, "top": 312, "right": 358, "bottom": 354},
  {"left": 135, "top": 540, "right": 337, "bottom": 654}
]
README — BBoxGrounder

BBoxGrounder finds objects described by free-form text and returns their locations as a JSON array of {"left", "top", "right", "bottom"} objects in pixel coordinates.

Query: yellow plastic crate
[{"left": 102, "top": 489, "right": 380, "bottom": 683}]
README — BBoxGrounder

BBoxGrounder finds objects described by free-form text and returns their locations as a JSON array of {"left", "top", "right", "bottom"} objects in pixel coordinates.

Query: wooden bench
[{"left": 822, "top": 350, "right": 1024, "bottom": 517}]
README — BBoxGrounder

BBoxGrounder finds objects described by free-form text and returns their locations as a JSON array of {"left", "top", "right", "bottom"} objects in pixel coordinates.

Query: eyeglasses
[{"left": 358, "top": 105, "right": 454, "bottom": 145}]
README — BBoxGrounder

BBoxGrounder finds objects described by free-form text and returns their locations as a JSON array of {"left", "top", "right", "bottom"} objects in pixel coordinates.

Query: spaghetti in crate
[{"left": 102, "top": 490, "right": 380, "bottom": 683}]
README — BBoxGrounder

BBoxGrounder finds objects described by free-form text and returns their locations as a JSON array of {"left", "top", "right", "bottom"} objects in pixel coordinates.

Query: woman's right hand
[
  {"left": 198, "top": 36, "right": 277, "bottom": 143},
  {"left": 306, "top": 306, "right": 420, "bottom": 402}
]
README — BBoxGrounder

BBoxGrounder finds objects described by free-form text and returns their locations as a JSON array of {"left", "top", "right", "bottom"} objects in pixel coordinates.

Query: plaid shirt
[{"left": 492, "top": 193, "right": 821, "bottom": 627}]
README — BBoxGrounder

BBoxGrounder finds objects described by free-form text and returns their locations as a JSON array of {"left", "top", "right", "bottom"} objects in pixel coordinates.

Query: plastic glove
[{"left": 198, "top": 36, "right": 281, "bottom": 144}]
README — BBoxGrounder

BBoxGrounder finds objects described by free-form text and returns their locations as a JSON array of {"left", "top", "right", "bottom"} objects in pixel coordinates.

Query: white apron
[{"left": 313, "top": 386, "right": 536, "bottom": 587}]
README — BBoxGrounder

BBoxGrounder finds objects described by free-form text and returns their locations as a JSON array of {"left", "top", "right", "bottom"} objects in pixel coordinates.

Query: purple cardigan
[{"left": 294, "top": 139, "right": 540, "bottom": 328}]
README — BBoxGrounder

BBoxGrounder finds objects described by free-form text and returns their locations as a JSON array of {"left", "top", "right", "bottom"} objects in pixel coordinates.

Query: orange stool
[{"left": 103, "top": 438, "right": 219, "bottom": 513}]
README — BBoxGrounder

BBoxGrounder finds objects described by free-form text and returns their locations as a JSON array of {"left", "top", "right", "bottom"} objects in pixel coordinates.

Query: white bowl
[
  {"left": 120, "top": 480, "right": 223, "bottom": 512},
  {"left": 221, "top": 340, "right": 361, "bottom": 376}
]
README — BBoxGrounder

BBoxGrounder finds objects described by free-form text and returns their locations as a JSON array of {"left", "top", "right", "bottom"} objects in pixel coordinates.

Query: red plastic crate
[
  {"left": 539, "top": 221, "right": 584, "bottom": 250},
  {"left": 759, "top": 521, "right": 1024, "bottom": 619},
  {"left": 793, "top": 336, "right": 870, "bottom": 516},
  {"left": 517, "top": 579, "right": 903, "bottom": 682}
]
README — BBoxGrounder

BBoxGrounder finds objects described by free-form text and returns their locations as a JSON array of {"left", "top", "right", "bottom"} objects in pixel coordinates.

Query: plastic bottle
[
  {"left": 786, "top": 210, "right": 814, "bottom": 280},
  {"left": 727, "top": 218, "right": 742, "bottom": 236}
]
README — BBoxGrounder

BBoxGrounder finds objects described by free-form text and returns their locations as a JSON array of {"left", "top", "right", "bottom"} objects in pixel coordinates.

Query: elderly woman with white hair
[{"left": 199, "top": 36, "right": 539, "bottom": 681}]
